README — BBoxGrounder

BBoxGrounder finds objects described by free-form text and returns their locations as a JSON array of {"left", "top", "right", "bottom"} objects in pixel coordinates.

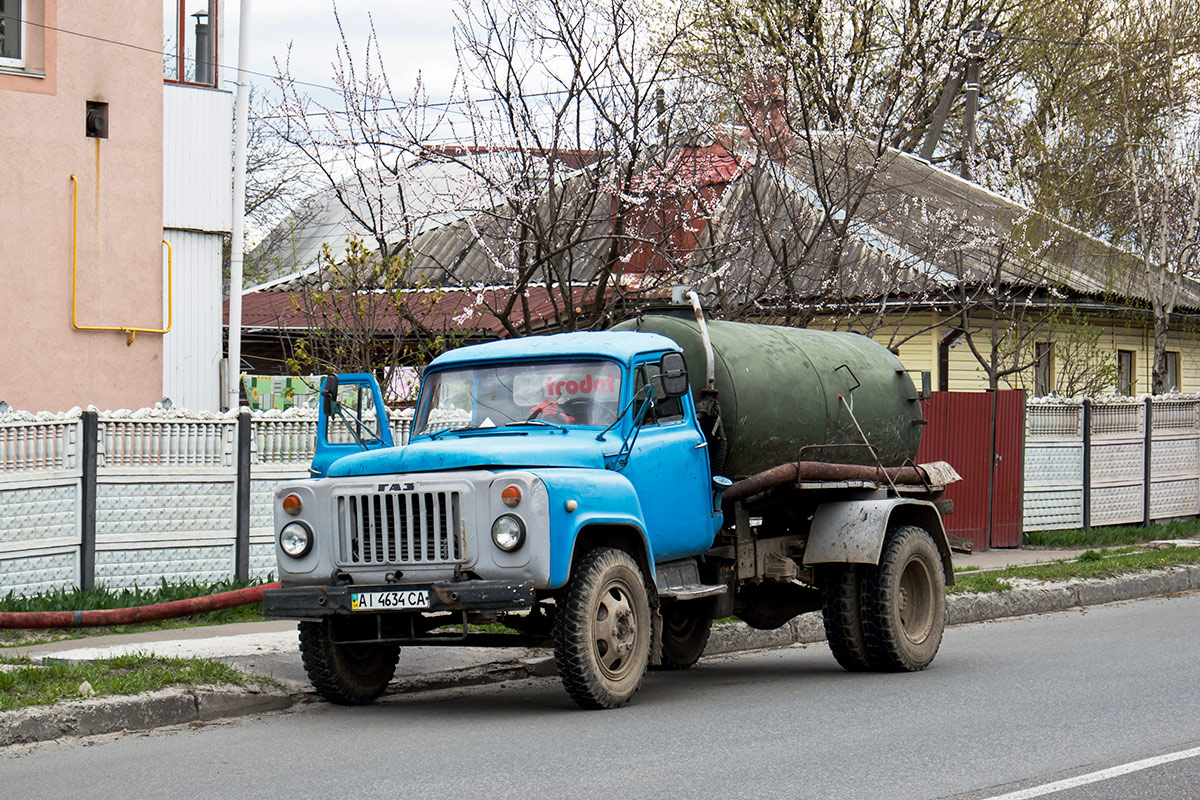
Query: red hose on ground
[{"left": 0, "top": 582, "right": 280, "bottom": 629}]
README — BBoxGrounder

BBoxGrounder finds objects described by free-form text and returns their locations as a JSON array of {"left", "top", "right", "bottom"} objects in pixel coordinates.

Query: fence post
[
  {"left": 1082, "top": 398, "right": 1092, "bottom": 530},
  {"left": 1143, "top": 396, "right": 1153, "bottom": 527},
  {"left": 80, "top": 410, "right": 98, "bottom": 591},
  {"left": 235, "top": 410, "right": 252, "bottom": 581}
]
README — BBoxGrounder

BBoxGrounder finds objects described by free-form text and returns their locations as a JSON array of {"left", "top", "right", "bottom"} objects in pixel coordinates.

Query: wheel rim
[
  {"left": 342, "top": 644, "right": 382, "bottom": 677},
  {"left": 592, "top": 577, "right": 641, "bottom": 680},
  {"left": 897, "top": 554, "right": 935, "bottom": 645}
]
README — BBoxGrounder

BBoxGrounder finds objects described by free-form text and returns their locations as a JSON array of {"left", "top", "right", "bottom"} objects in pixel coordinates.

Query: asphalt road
[{"left": 3, "top": 593, "right": 1198, "bottom": 800}]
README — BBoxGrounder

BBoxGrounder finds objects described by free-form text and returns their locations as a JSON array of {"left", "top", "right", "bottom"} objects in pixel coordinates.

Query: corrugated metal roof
[
  {"left": 232, "top": 284, "right": 594, "bottom": 336},
  {"left": 243, "top": 139, "right": 1199, "bottom": 327}
]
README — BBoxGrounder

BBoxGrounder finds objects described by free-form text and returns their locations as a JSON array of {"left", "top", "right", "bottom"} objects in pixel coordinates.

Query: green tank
[{"left": 613, "top": 314, "right": 922, "bottom": 478}]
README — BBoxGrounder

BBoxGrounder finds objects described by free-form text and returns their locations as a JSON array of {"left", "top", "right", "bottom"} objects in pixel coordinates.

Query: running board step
[{"left": 658, "top": 584, "right": 728, "bottom": 601}]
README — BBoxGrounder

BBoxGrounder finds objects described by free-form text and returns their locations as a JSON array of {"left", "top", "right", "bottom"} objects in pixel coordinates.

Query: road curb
[
  {"left": 4, "top": 565, "right": 1197, "bottom": 746},
  {"left": 705, "top": 564, "right": 1200, "bottom": 656},
  {"left": 0, "top": 683, "right": 297, "bottom": 748}
]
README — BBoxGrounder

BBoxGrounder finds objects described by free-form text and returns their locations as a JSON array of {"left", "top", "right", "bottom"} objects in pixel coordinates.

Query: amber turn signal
[
  {"left": 501, "top": 485, "right": 522, "bottom": 508},
  {"left": 282, "top": 493, "right": 303, "bottom": 516}
]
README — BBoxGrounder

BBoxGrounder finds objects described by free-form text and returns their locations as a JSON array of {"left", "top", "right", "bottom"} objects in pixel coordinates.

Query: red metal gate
[{"left": 915, "top": 391, "right": 1024, "bottom": 550}]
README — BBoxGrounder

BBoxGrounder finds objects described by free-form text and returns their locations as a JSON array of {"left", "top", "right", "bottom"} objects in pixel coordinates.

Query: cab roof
[{"left": 428, "top": 330, "right": 679, "bottom": 369}]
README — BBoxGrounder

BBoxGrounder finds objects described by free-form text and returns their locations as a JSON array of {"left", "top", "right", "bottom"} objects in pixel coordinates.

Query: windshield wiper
[
  {"left": 505, "top": 419, "right": 568, "bottom": 433},
  {"left": 427, "top": 426, "right": 478, "bottom": 440}
]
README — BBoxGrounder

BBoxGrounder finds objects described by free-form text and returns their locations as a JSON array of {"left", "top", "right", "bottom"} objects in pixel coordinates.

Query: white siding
[
  {"left": 163, "top": 84, "right": 233, "bottom": 233},
  {"left": 162, "top": 230, "right": 222, "bottom": 411}
]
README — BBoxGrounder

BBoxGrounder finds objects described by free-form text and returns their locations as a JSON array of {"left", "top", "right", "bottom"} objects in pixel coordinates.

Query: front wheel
[
  {"left": 553, "top": 548, "right": 652, "bottom": 709},
  {"left": 859, "top": 526, "right": 947, "bottom": 672},
  {"left": 298, "top": 620, "right": 400, "bottom": 705}
]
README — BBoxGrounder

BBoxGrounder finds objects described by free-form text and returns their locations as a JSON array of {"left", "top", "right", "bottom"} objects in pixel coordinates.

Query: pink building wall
[{"left": 0, "top": 1, "right": 166, "bottom": 412}]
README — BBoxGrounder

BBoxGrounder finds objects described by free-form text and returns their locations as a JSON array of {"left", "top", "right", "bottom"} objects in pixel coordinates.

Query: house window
[
  {"left": 1034, "top": 341, "right": 1053, "bottom": 397},
  {"left": 1165, "top": 351, "right": 1181, "bottom": 393},
  {"left": 163, "top": 1, "right": 219, "bottom": 87},
  {"left": 1117, "top": 349, "right": 1135, "bottom": 396},
  {"left": 0, "top": 0, "right": 24, "bottom": 68}
]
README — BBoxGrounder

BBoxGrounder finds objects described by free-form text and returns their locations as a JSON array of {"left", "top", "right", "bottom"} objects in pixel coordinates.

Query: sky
[{"left": 219, "top": 1, "right": 463, "bottom": 105}]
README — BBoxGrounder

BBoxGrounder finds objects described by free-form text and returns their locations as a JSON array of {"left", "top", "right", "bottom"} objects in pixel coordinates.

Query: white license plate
[{"left": 350, "top": 589, "right": 430, "bottom": 611}]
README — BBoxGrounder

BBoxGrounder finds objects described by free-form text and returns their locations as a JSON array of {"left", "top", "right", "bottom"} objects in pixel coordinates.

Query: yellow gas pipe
[{"left": 70, "top": 174, "right": 172, "bottom": 345}]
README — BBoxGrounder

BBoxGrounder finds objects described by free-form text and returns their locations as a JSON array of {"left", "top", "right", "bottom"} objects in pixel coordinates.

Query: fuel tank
[{"left": 613, "top": 314, "right": 923, "bottom": 477}]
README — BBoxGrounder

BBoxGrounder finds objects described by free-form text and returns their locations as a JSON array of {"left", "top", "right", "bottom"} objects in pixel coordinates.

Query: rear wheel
[
  {"left": 553, "top": 548, "right": 651, "bottom": 709},
  {"left": 820, "top": 564, "right": 872, "bottom": 671},
  {"left": 298, "top": 619, "right": 400, "bottom": 705},
  {"left": 859, "top": 526, "right": 946, "bottom": 671},
  {"left": 655, "top": 602, "right": 713, "bottom": 670}
]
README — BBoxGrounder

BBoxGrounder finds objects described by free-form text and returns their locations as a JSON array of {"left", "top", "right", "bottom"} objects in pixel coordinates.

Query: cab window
[{"left": 634, "top": 359, "right": 684, "bottom": 426}]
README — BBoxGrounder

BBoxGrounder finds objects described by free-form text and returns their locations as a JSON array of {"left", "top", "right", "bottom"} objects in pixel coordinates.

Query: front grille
[{"left": 337, "top": 491, "right": 464, "bottom": 565}]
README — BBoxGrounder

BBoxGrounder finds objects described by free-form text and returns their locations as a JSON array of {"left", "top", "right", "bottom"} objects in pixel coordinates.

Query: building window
[
  {"left": 1034, "top": 341, "right": 1053, "bottom": 397},
  {"left": 163, "top": 1, "right": 219, "bottom": 87},
  {"left": 0, "top": 0, "right": 24, "bottom": 68},
  {"left": 1165, "top": 351, "right": 1181, "bottom": 393},
  {"left": 1117, "top": 349, "right": 1135, "bottom": 396}
]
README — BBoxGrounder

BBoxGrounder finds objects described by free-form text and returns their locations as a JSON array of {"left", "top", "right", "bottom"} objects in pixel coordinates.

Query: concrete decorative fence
[
  {"left": 0, "top": 405, "right": 418, "bottom": 598},
  {"left": 1025, "top": 396, "right": 1200, "bottom": 532},
  {"left": 17, "top": 393, "right": 1194, "bottom": 594}
]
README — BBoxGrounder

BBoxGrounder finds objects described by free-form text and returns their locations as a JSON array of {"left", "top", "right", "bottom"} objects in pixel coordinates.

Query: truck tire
[
  {"left": 553, "top": 547, "right": 651, "bottom": 709},
  {"left": 655, "top": 603, "right": 713, "bottom": 670},
  {"left": 859, "top": 526, "right": 946, "bottom": 672},
  {"left": 820, "top": 565, "right": 872, "bottom": 672},
  {"left": 298, "top": 619, "right": 400, "bottom": 705}
]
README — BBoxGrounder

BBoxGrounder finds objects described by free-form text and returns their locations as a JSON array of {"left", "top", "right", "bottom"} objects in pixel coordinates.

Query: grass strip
[
  {"left": 0, "top": 654, "right": 249, "bottom": 712},
  {"left": 950, "top": 545, "right": 1200, "bottom": 594},
  {"left": 1026, "top": 519, "right": 1200, "bottom": 548}
]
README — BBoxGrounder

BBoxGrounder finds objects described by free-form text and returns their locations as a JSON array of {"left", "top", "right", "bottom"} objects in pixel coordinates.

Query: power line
[{"left": 20, "top": 16, "right": 687, "bottom": 114}]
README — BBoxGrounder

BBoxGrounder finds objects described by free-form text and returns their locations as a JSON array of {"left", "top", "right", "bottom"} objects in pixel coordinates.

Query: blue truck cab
[{"left": 265, "top": 332, "right": 727, "bottom": 708}]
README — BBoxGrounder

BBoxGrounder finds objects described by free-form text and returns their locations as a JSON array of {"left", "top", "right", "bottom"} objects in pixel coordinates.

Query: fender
[
  {"left": 803, "top": 497, "right": 955, "bottom": 585},
  {"left": 530, "top": 468, "right": 655, "bottom": 589}
]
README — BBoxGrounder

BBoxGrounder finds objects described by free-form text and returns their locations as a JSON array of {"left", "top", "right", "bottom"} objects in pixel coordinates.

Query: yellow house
[
  {"left": 861, "top": 312, "right": 1200, "bottom": 398},
  {"left": 689, "top": 143, "right": 1200, "bottom": 399}
]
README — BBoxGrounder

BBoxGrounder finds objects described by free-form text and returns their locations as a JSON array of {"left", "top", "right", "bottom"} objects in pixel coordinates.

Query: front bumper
[{"left": 263, "top": 580, "right": 536, "bottom": 620}]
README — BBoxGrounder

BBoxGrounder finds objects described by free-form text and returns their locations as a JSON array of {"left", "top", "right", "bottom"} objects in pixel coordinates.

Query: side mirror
[
  {"left": 660, "top": 353, "right": 689, "bottom": 398},
  {"left": 321, "top": 374, "right": 339, "bottom": 417}
]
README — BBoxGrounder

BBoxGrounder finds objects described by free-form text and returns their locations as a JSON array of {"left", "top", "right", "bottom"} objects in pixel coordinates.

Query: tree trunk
[{"left": 1152, "top": 311, "right": 1170, "bottom": 395}]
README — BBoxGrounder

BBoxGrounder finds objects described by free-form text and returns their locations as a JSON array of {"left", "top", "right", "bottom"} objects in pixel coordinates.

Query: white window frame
[
  {"left": 0, "top": 0, "right": 25, "bottom": 69},
  {"left": 1165, "top": 351, "right": 1180, "bottom": 393},
  {"left": 1033, "top": 341, "right": 1053, "bottom": 397},
  {"left": 1117, "top": 349, "right": 1136, "bottom": 396}
]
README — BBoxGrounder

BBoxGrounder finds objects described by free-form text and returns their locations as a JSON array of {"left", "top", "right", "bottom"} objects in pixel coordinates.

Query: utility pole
[
  {"left": 961, "top": 19, "right": 984, "bottom": 181},
  {"left": 918, "top": 67, "right": 963, "bottom": 162},
  {"left": 227, "top": 0, "right": 252, "bottom": 411}
]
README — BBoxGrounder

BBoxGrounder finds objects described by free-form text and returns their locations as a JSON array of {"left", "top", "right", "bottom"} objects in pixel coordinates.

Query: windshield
[{"left": 412, "top": 360, "right": 624, "bottom": 436}]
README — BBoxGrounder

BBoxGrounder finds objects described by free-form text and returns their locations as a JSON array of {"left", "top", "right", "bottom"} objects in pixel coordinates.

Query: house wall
[
  {"left": 831, "top": 311, "right": 1200, "bottom": 397},
  {"left": 162, "top": 83, "right": 233, "bottom": 411},
  {"left": 0, "top": 1, "right": 166, "bottom": 413}
]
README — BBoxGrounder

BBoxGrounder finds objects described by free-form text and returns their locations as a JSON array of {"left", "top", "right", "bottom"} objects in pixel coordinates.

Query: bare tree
[
  {"left": 1109, "top": 0, "right": 1200, "bottom": 393},
  {"left": 669, "top": 0, "right": 978, "bottom": 337},
  {"left": 282, "top": 237, "right": 465, "bottom": 402},
  {"left": 266, "top": 0, "right": 720, "bottom": 338}
]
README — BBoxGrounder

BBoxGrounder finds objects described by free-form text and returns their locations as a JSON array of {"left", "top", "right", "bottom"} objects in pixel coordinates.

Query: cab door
[
  {"left": 312, "top": 374, "right": 394, "bottom": 477},
  {"left": 621, "top": 356, "right": 719, "bottom": 561}
]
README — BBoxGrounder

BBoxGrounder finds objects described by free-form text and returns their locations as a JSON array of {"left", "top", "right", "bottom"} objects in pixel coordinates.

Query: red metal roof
[{"left": 229, "top": 285, "right": 597, "bottom": 336}]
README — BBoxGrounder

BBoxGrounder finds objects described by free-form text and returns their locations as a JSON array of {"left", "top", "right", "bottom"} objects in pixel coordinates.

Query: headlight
[
  {"left": 491, "top": 514, "right": 526, "bottom": 552},
  {"left": 280, "top": 521, "right": 313, "bottom": 558}
]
